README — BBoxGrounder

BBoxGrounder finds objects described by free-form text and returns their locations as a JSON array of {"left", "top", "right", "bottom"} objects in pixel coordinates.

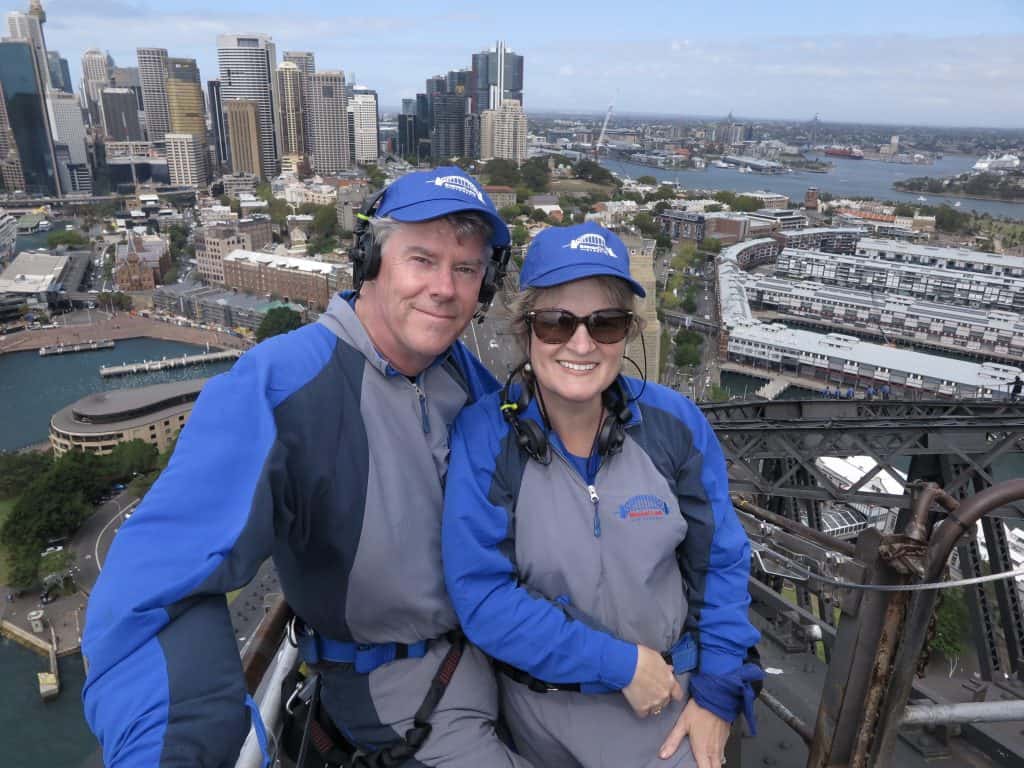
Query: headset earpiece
[
  {"left": 351, "top": 188, "right": 389, "bottom": 289},
  {"left": 500, "top": 363, "right": 549, "bottom": 463},
  {"left": 597, "top": 379, "right": 632, "bottom": 457}
]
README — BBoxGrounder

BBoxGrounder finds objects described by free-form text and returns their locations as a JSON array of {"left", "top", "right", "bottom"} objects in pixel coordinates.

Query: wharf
[
  {"left": 100, "top": 349, "right": 242, "bottom": 378},
  {"left": 39, "top": 339, "right": 115, "bottom": 356},
  {"left": 0, "top": 618, "right": 62, "bottom": 699}
]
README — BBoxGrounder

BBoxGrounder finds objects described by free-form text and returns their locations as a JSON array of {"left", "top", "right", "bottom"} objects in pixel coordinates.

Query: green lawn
[{"left": 0, "top": 498, "right": 15, "bottom": 586}]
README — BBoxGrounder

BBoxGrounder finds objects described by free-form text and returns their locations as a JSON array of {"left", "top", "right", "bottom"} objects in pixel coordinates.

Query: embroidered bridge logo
[
  {"left": 618, "top": 494, "right": 669, "bottom": 521},
  {"left": 429, "top": 175, "right": 485, "bottom": 203},
  {"left": 563, "top": 233, "right": 618, "bottom": 258}
]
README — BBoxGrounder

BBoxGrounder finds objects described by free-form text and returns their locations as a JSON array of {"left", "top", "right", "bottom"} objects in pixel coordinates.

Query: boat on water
[
  {"left": 712, "top": 159, "right": 732, "bottom": 169},
  {"left": 824, "top": 146, "right": 864, "bottom": 159},
  {"left": 917, "top": 195, "right": 928, "bottom": 202},
  {"left": 954, "top": 201, "right": 962, "bottom": 207},
  {"left": 37, "top": 219, "right": 52, "bottom": 231}
]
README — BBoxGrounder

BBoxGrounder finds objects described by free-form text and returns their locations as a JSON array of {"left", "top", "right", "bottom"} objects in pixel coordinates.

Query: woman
[{"left": 443, "top": 222, "right": 761, "bottom": 768}]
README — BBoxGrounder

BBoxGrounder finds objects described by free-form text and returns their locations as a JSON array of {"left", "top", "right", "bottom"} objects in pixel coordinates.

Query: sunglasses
[{"left": 526, "top": 308, "right": 634, "bottom": 345}]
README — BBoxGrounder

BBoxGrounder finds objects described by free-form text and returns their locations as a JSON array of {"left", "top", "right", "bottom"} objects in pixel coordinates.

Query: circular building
[{"left": 49, "top": 379, "right": 205, "bottom": 456}]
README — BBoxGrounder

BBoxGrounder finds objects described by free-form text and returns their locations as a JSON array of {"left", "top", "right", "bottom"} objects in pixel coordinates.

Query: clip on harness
[
  {"left": 290, "top": 621, "right": 466, "bottom": 768},
  {"left": 495, "top": 632, "right": 698, "bottom": 695}
]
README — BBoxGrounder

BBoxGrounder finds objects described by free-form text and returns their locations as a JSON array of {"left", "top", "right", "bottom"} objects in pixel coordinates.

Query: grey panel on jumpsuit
[{"left": 504, "top": 434, "right": 695, "bottom": 767}]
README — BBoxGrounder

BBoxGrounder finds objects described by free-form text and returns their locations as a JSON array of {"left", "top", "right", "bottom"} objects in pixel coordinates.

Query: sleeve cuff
[
  {"left": 599, "top": 638, "right": 638, "bottom": 690},
  {"left": 699, "top": 647, "right": 744, "bottom": 677}
]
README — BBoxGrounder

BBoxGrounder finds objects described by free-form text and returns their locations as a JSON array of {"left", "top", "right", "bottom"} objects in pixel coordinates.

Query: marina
[{"left": 99, "top": 348, "right": 242, "bottom": 378}]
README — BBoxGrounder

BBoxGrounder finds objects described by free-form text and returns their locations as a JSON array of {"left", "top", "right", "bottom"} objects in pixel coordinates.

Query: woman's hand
[
  {"left": 621, "top": 645, "right": 683, "bottom": 717},
  {"left": 660, "top": 698, "right": 730, "bottom": 766}
]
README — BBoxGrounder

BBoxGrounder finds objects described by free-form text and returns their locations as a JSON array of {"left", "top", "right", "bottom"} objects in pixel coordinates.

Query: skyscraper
[
  {"left": 166, "top": 59, "right": 205, "bottom": 139},
  {"left": 166, "top": 133, "right": 206, "bottom": 187},
  {"left": 0, "top": 82, "right": 27, "bottom": 192},
  {"left": 137, "top": 47, "right": 170, "bottom": 143},
  {"left": 480, "top": 100, "right": 527, "bottom": 163},
  {"left": 207, "top": 79, "right": 228, "bottom": 172},
  {"left": 81, "top": 49, "right": 111, "bottom": 125},
  {"left": 217, "top": 34, "right": 281, "bottom": 178},
  {"left": 7, "top": 11, "right": 49, "bottom": 91},
  {"left": 430, "top": 93, "right": 466, "bottom": 162},
  {"left": 225, "top": 99, "right": 262, "bottom": 178},
  {"left": 46, "top": 50, "right": 71, "bottom": 93},
  {"left": 0, "top": 38, "right": 59, "bottom": 194},
  {"left": 470, "top": 41, "right": 523, "bottom": 113},
  {"left": 308, "top": 71, "right": 350, "bottom": 174},
  {"left": 110, "top": 66, "right": 143, "bottom": 109},
  {"left": 401, "top": 98, "right": 415, "bottom": 116},
  {"left": 277, "top": 62, "right": 305, "bottom": 163},
  {"left": 282, "top": 51, "right": 314, "bottom": 159},
  {"left": 46, "top": 91, "right": 88, "bottom": 165},
  {"left": 348, "top": 86, "right": 379, "bottom": 164},
  {"left": 100, "top": 88, "right": 144, "bottom": 141}
]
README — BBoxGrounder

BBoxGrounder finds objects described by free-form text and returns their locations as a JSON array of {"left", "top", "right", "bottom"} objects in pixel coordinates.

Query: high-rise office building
[
  {"left": 277, "top": 62, "right": 305, "bottom": 162},
  {"left": 470, "top": 41, "right": 523, "bottom": 113},
  {"left": 401, "top": 98, "right": 415, "bottom": 116},
  {"left": 225, "top": 99, "right": 262, "bottom": 178},
  {"left": 208, "top": 79, "right": 228, "bottom": 172},
  {"left": 348, "top": 86, "right": 379, "bottom": 164},
  {"left": 308, "top": 71, "right": 351, "bottom": 174},
  {"left": 46, "top": 91, "right": 88, "bottom": 165},
  {"left": 397, "top": 113, "right": 418, "bottom": 159},
  {"left": 100, "top": 88, "right": 144, "bottom": 141},
  {"left": 0, "top": 39, "right": 59, "bottom": 194},
  {"left": 111, "top": 66, "right": 143, "bottom": 109},
  {"left": 137, "top": 47, "right": 170, "bottom": 143},
  {"left": 480, "top": 99, "right": 527, "bottom": 163},
  {"left": 7, "top": 11, "right": 49, "bottom": 90},
  {"left": 282, "top": 51, "right": 314, "bottom": 159},
  {"left": 430, "top": 93, "right": 466, "bottom": 162},
  {"left": 0, "top": 82, "right": 27, "bottom": 192},
  {"left": 81, "top": 48, "right": 110, "bottom": 125},
  {"left": 217, "top": 34, "right": 281, "bottom": 178},
  {"left": 166, "top": 133, "right": 206, "bottom": 187},
  {"left": 447, "top": 69, "right": 471, "bottom": 96},
  {"left": 47, "top": 50, "right": 71, "bottom": 93},
  {"left": 166, "top": 58, "right": 206, "bottom": 143}
]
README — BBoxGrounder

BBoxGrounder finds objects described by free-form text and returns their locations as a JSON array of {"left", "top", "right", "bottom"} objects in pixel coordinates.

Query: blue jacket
[
  {"left": 443, "top": 377, "right": 759, "bottom": 712},
  {"left": 82, "top": 295, "right": 497, "bottom": 766}
]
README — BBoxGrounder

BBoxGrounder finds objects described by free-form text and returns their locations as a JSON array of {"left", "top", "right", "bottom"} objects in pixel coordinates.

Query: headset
[
  {"left": 499, "top": 362, "right": 633, "bottom": 465},
  {"left": 350, "top": 187, "right": 512, "bottom": 316}
]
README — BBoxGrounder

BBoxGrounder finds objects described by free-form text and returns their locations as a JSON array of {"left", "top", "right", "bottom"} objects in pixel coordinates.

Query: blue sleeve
[
  {"left": 442, "top": 405, "right": 638, "bottom": 691},
  {"left": 676, "top": 399, "right": 760, "bottom": 677},
  {"left": 82, "top": 326, "right": 335, "bottom": 766}
]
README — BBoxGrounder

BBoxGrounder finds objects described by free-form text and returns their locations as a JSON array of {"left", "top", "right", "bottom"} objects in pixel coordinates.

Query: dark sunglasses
[{"left": 526, "top": 308, "right": 634, "bottom": 345}]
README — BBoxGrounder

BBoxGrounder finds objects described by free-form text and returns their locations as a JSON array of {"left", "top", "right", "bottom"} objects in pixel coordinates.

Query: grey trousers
[
  {"left": 499, "top": 672, "right": 698, "bottom": 768},
  {"left": 319, "top": 640, "right": 533, "bottom": 767}
]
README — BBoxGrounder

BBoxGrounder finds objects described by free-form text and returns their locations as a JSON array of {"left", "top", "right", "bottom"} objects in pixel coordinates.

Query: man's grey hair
[{"left": 368, "top": 212, "right": 494, "bottom": 260}]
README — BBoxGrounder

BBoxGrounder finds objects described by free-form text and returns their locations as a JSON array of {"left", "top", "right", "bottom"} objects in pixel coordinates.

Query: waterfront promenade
[{"left": 0, "top": 313, "right": 252, "bottom": 356}]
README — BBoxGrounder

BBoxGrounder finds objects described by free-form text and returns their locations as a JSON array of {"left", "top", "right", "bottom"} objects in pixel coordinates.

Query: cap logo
[
  {"left": 429, "top": 175, "right": 484, "bottom": 203},
  {"left": 564, "top": 233, "right": 618, "bottom": 258}
]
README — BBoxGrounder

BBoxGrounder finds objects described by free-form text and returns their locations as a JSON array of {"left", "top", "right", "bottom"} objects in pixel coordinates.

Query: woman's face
[{"left": 529, "top": 277, "right": 627, "bottom": 412}]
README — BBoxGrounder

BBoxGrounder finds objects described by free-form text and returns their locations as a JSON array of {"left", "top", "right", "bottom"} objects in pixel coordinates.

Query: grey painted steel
[{"left": 902, "top": 700, "right": 1024, "bottom": 727}]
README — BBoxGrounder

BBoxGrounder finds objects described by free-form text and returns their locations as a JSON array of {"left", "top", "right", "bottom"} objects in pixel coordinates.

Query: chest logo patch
[{"left": 619, "top": 494, "right": 670, "bottom": 521}]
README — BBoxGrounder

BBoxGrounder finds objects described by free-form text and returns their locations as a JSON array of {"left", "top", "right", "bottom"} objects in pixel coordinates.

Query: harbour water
[{"left": 601, "top": 153, "right": 1024, "bottom": 220}]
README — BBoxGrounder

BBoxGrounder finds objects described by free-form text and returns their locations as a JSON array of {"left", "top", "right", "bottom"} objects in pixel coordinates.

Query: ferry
[{"left": 824, "top": 146, "right": 864, "bottom": 159}]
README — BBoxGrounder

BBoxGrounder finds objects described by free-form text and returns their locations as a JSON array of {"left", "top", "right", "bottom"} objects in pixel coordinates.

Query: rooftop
[
  {"left": 858, "top": 237, "right": 1024, "bottom": 270},
  {"left": 0, "top": 251, "right": 68, "bottom": 294},
  {"left": 52, "top": 379, "right": 206, "bottom": 434},
  {"left": 223, "top": 249, "right": 337, "bottom": 276}
]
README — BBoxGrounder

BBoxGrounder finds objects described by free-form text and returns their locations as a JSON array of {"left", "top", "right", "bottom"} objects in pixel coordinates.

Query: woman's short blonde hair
[{"left": 504, "top": 275, "right": 646, "bottom": 355}]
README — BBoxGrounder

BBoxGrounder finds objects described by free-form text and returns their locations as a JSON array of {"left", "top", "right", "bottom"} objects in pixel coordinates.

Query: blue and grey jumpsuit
[
  {"left": 443, "top": 377, "right": 761, "bottom": 768},
  {"left": 82, "top": 294, "right": 529, "bottom": 767}
]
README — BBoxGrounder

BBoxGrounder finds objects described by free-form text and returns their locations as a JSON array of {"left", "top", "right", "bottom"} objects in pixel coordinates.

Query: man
[
  {"left": 1013, "top": 375, "right": 1022, "bottom": 402},
  {"left": 82, "top": 167, "right": 530, "bottom": 767}
]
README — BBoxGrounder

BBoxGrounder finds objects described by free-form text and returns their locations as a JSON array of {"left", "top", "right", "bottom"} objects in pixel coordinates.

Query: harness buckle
[{"left": 286, "top": 674, "right": 320, "bottom": 716}]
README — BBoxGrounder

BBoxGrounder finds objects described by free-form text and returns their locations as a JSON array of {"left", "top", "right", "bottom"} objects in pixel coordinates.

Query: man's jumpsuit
[
  {"left": 82, "top": 294, "right": 529, "bottom": 767},
  {"left": 443, "top": 377, "right": 761, "bottom": 768}
]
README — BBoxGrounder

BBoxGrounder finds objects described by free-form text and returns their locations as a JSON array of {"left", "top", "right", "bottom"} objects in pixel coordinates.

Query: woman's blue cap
[
  {"left": 519, "top": 222, "right": 646, "bottom": 297},
  {"left": 375, "top": 167, "right": 510, "bottom": 247}
]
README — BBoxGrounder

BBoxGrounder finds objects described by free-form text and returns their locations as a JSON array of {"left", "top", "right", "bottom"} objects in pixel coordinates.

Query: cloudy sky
[{"left": 29, "top": 0, "right": 1024, "bottom": 128}]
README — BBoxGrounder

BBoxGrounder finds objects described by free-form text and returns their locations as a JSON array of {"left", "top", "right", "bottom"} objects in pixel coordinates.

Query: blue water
[
  {"left": 0, "top": 337, "right": 236, "bottom": 451},
  {"left": 0, "top": 639, "right": 96, "bottom": 768},
  {"left": 602, "top": 154, "right": 1024, "bottom": 220}
]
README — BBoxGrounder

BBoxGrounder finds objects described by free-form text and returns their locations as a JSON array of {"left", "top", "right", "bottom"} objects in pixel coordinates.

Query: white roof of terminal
[
  {"left": 0, "top": 251, "right": 68, "bottom": 294},
  {"left": 858, "top": 237, "right": 1024, "bottom": 270},
  {"left": 223, "top": 249, "right": 337, "bottom": 275}
]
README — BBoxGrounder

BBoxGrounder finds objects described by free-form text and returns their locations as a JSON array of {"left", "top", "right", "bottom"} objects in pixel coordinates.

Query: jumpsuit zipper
[
  {"left": 551, "top": 450, "right": 603, "bottom": 538},
  {"left": 411, "top": 380, "right": 430, "bottom": 433}
]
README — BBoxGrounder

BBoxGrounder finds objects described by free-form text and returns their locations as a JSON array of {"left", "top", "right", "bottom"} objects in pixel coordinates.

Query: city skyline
[{"left": 31, "top": 0, "right": 1024, "bottom": 129}]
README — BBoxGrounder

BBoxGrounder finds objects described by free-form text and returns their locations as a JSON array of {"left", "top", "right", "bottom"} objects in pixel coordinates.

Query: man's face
[{"left": 357, "top": 218, "right": 486, "bottom": 376}]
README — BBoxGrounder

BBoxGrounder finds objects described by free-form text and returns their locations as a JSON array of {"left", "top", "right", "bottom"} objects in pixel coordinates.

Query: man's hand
[
  {"left": 621, "top": 645, "right": 683, "bottom": 717},
  {"left": 660, "top": 698, "right": 730, "bottom": 766}
]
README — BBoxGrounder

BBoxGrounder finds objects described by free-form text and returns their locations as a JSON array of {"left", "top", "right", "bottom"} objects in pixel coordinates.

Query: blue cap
[
  {"left": 375, "top": 166, "right": 510, "bottom": 247},
  {"left": 519, "top": 222, "right": 646, "bottom": 297}
]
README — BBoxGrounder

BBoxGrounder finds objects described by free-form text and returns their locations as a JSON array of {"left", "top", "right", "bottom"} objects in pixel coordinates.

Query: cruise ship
[{"left": 973, "top": 153, "right": 1021, "bottom": 172}]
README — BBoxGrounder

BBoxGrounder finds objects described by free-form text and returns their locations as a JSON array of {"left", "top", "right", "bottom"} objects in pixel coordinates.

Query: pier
[
  {"left": 39, "top": 339, "right": 115, "bottom": 356},
  {"left": 99, "top": 349, "right": 242, "bottom": 378}
]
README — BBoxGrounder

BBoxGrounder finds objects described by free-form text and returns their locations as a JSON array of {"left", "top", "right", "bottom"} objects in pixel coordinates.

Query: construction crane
[{"left": 593, "top": 103, "right": 614, "bottom": 159}]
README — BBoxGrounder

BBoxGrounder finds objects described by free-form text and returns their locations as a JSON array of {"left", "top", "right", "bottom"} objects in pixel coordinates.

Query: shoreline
[
  {"left": 891, "top": 185, "right": 1024, "bottom": 206},
  {"left": 0, "top": 314, "right": 252, "bottom": 357}
]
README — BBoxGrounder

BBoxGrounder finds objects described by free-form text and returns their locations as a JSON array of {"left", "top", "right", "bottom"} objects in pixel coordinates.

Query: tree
[
  {"left": 573, "top": 159, "right": 615, "bottom": 185},
  {"left": 0, "top": 452, "right": 52, "bottom": 498},
  {"left": 632, "top": 213, "right": 661, "bottom": 238},
  {"left": 485, "top": 159, "right": 520, "bottom": 187},
  {"left": 107, "top": 440, "right": 159, "bottom": 481},
  {"left": 512, "top": 224, "right": 530, "bottom": 247},
  {"left": 930, "top": 588, "right": 968, "bottom": 676},
  {"left": 162, "top": 267, "right": 179, "bottom": 284},
  {"left": 520, "top": 158, "right": 551, "bottom": 193},
  {"left": 682, "top": 288, "right": 698, "bottom": 314},
  {"left": 702, "top": 238, "right": 723, "bottom": 255},
  {"left": 47, "top": 230, "right": 89, "bottom": 249},
  {"left": 637, "top": 175, "right": 658, "bottom": 185},
  {"left": 893, "top": 203, "right": 916, "bottom": 218},
  {"left": 256, "top": 306, "right": 304, "bottom": 342},
  {"left": 498, "top": 205, "right": 522, "bottom": 222},
  {"left": 732, "top": 196, "right": 762, "bottom": 213},
  {"left": 655, "top": 233, "right": 672, "bottom": 250}
]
